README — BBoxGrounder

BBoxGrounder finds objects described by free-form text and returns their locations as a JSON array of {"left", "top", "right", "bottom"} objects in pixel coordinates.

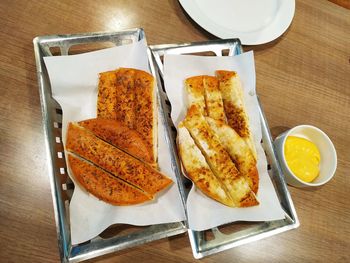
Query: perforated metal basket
[
  {"left": 33, "top": 29, "right": 187, "bottom": 263},
  {"left": 149, "top": 39, "right": 299, "bottom": 259}
]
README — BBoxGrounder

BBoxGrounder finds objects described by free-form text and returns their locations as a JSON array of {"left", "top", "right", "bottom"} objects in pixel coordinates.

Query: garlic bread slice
[
  {"left": 185, "top": 75, "right": 206, "bottom": 116},
  {"left": 216, "top": 70, "right": 257, "bottom": 159},
  {"left": 178, "top": 122, "right": 234, "bottom": 207},
  {"left": 183, "top": 105, "right": 258, "bottom": 207},
  {"left": 206, "top": 117, "right": 259, "bottom": 194},
  {"left": 203, "top": 76, "right": 226, "bottom": 123}
]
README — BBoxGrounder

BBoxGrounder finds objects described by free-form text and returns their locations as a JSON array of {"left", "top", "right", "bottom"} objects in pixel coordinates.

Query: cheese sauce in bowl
[
  {"left": 284, "top": 136, "right": 320, "bottom": 183},
  {"left": 274, "top": 125, "right": 337, "bottom": 187}
]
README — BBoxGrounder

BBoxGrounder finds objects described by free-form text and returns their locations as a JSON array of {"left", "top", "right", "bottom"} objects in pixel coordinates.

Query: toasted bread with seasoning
[
  {"left": 177, "top": 122, "right": 234, "bottom": 207},
  {"left": 114, "top": 68, "right": 136, "bottom": 128},
  {"left": 215, "top": 70, "right": 257, "bottom": 159},
  {"left": 78, "top": 118, "right": 155, "bottom": 167},
  {"left": 68, "top": 154, "right": 151, "bottom": 205},
  {"left": 133, "top": 69, "right": 158, "bottom": 164},
  {"left": 206, "top": 117, "right": 259, "bottom": 194},
  {"left": 185, "top": 76, "right": 207, "bottom": 116},
  {"left": 66, "top": 122, "right": 172, "bottom": 199},
  {"left": 97, "top": 70, "right": 118, "bottom": 119},
  {"left": 96, "top": 68, "right": 158, "bottom": 164},
  {"left": 182, "top": 105, "right": 258, "bottom": 207},
  {"left": 203, "top": 76, "right": 226, "bottom": 123}
]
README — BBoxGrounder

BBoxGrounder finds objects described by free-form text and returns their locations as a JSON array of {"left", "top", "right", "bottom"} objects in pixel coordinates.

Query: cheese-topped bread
[
  {"left": 185, "top": 75, "right": 207, "bottom": 116},
  {"left": 206, "top": 117, "right": 259, "bottom": 194},
  {"left": 68, "top": 154, "right": 151, "bottom": 205},
  {"left": 183, "top": 105, "right": 258, "bottom": 207},
  {"left": 78, "top": 118, "right": 154, "bottom": 167},
  {"left": 216, "top": 70, "right": 257, "bottom": 159},
  {"left": 177, "top": 122, "right": 234, "bottom": 207},
  {"left": 203, "top": 76, "right": 226, "bottom": 123},
  {"left": 66, "top": 123, "right": 171, "bottom": 198}
]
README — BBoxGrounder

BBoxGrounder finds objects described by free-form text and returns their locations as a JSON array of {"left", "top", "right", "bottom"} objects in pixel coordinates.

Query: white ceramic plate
[{"left": 179, "top": 0, "right": 295, "bottom": 45}]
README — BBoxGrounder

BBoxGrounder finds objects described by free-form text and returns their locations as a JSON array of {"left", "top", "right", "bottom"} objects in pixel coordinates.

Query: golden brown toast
[
  {"left": 115, "top": 68, "right": 136, "bottom": 128},
  {"left": 66, "top": 123, "right": 172, "bottom": 198},
  {"left": 177, "top": 122, "right": 234, "bottom": 207},
  {"left": 185, "top": 75, "right": 207, "bottom": 116},
  {"left": 97, "top": 70, "right": 118, "bottom": 119},
  {"left": 182, "top": 105, "right": 258, "bottom": 207},
  {"left": 78, "top": 118, "right": 155, "bottom": 166},
  {"left": 203, "top": 76, "right": 226, "bottom": 123},
  {"left": 133, "top": 69, "right": 158, "bottom": 164},
  {"left": 96, "top": 68, "right": 158, "bottom": 164},
  {"left": 206, "top": 117, "right": 259, "bottom": 194},
  {"left": 216, "top": 70, "right": 257, "bottom": 159},
  {"left": 68, "top": 154, "right": 151, "bottom": 205}
]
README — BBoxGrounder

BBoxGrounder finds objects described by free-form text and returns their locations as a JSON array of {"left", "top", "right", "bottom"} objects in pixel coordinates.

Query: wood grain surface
[{"left": 0, "top": 0, "right": 349, "bottom": 262}]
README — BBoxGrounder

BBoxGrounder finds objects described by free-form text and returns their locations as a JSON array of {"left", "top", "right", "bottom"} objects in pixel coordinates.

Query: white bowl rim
[{"left": 280, "top": 124, "right": 337, "bottom": 187}]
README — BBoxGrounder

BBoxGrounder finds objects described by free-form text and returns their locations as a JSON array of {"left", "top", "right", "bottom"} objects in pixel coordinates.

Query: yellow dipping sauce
[{"left": 284, "top": 136, "right": 321, "bottom": 182}]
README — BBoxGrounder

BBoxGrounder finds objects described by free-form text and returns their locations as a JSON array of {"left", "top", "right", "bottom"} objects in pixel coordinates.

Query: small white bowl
[{"left": 274, "top": 125, "right": 337, "bottom": 187}]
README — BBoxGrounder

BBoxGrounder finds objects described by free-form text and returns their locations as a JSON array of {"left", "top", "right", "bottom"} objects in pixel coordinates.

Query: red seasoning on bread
[
  {"left": 115, "top": 68, "right": 136, "bottom": 127},
  {"left": 133, "top": 70, "right": 158, "bottom": 164},
  {"left": 96, "top": 68, "right": 158, "bottom": 164},
  {"left": 78, "top": 118, "right": 155, "bottom": 167},
  {"left": 66, "top": 123, "right": 172, "bottom": 199},
  {"left": 97, "top": 70, "right": 118, "bottom": 119},
  {"left": 67, "top": 68, "right": 165, "bottom": 206},
  {"left": 68, "top": 154, "right": 151, "bottom": 205}
]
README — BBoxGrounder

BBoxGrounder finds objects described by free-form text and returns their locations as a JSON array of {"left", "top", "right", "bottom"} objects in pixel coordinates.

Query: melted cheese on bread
[
  {"left": 206, "top": 117, "right": 259, "bottom": 194},
  {"left": 203, "top": 76, "right": 226, "bottom": 123},
  {"left": 185, "top": 75, "right": 207, "bottom": 116},
  {"left": 183, "top": 105, "right": 258, "bottom": 207},
  {"left": 178, "top": 122, "right": 234, "bottom": 207},
  {"left": 216, "top": 70, "right": 257, "bottom": 159}
]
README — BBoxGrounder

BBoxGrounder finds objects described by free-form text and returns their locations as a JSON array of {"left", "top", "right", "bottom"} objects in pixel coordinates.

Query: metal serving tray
[
  {"left": 33, "top": 29, "right": 187, "bottom": 263},
  {"left": 149, "top": 39, "right": 300, "bottom": 259}
]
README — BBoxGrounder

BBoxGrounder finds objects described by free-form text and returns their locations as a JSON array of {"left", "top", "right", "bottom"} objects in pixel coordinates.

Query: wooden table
[{"left": 0, "top": 0, "right": 349, "bottom": 262}]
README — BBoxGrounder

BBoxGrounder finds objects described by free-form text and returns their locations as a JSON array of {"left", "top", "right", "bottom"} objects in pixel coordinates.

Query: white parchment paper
[
  {"left": 163, "top": 52, "right": 285, "bottom": 231},
  {"left": 44, "top": 39, "right": 186, "bottom": 244}
]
